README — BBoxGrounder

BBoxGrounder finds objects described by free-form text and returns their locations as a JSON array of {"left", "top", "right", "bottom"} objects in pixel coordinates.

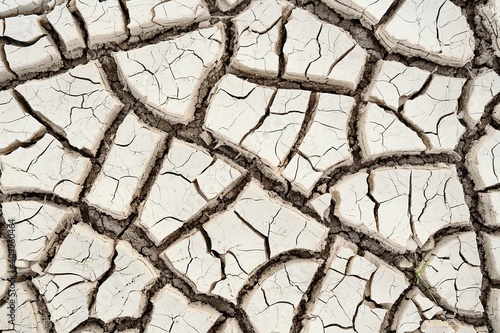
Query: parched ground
[{"left": 0, "top": 0, "right": 500, "bottom": 332}]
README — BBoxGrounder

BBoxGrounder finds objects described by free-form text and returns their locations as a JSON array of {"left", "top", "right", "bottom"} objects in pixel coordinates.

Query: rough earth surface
[{"left": 0, "top": 0, "right": 500, "bottom": 332}]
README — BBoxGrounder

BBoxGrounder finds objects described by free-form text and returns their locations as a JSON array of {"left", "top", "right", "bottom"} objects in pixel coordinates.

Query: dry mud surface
[{"left": 0, "top": 0, "right": 500, "bottom": 332}]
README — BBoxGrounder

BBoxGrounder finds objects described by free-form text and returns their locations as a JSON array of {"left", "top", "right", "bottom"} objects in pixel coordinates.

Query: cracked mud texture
[{"left": 1, "top": 0, "right": 500, "bottom": 333}]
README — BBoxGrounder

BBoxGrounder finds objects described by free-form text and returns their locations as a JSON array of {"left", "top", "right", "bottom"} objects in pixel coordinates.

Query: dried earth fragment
[
  {"left": 114, "top": 24, "right": 225, "bottom": 124},
  {"left": 33, "top": 273, "right": 96, "bottom": 333},
  {"left": 16, "top": 60, "right": 123, "bottom": 155},
  {"left": 482, "top": 232, "right": 500, "bottom": 282},
  {"left": 320, "top": 0, "right": 394, "bottom": 26},
  {"left": 374, "top": 166, "right": 469, "bottom": 250},
  {"left": 1, "top": 201, "right": 77, "bottom": 271},
  {"left": 206, "top": 75, "right": 312, "bottom": 171},
  {"left": 467, "top": 126, "right": 500, "bottom": 190},
  {"left": 371, "top": 67, "right": 471, "bottom": 154},
  {"left": 289, "top": 93, "right": 354, "bottom": 169},
  {"left": 125, "top": 0, "right": 210, "bottom": 39},
  {"left": 0, "top": 89, "right": 44, "bottom": 154},
  {"left": 86, "top": 112, "right": 166, "bottom": 220},
  {"left": 92, "top": 241, "right": 160, "bottom": 323},
  {"left": 45, "top": 223, "right": 114, "bottom": 281},
  {"left": 227, "top": 181, "right": 329, "bottom": 255},
  {"left": 307, "top": 193, "right": 331, "bottom": 220},
  {"left": 303, "top": 237, "right": 408, "bottom": 333},
  {"left": 231, "top": 0, "right": 290, "bottom": 77},
  {"left": 488, "top": 288, "right": 500, "bottom": 333},
  {"left": 281, "top": 154, "right": 323, "bottom": 196},
  {"left": 461, "top": 69, "right": 500, "bottom": 127},
  {"left": 241, "top": 89, "right": 309, "bottom": 168},
  {"left": 282, "top": 93, "right": 355, "bottom": 195},
  {"left": 46, "top": 3, "right": 86, "bottom": 59},
  {"left": 2, "top": 14, "right": 62, "bottom": 77},
  {"left": 33, "top": 223, "right": 115, "bottom": 333},
  {"left": 74, "top": 0, "right": 127, "bottom": 49},
  {"left": 145, "top": 284, "right": 220, "bottom": 333},
  {"left": 402, "top": 75, "right": 466, "bottom": 151},
  {"left": 0, "top": 0, "right": 53, "bottom": 18},
  {"left": 205, "top": 74, "right": 275, "bottom": 146},
  {"left": 479, "top": 191, "right": 500, "bottom": 226},
  {"left": 376, "top": 0, "right": 475, "bottom": 67},
  {"left": 393, "top": 288, "right": 482, "bottom": 333},
  {"left": 331, "top": 171, "right": 376, "bottom": 239},
  {"left": 0, "top": 134, "right": 91, "bottom": 201},
  {"left": 480, "top": 0, "right": 500, "bottom": 57},
  {"left": 163, "top": 181, "right": 328, "bottom": 302},
  {"left": 137, "top": 138, "right": 244, "bottom": 245},
  {"left": 0, "top": 282, "right": 48, "bottom": 333},
  {"left": 165, "top": 217, "right": 262, "bottom": 302},
  {"left": 393, "top": 288, "right": 442, "bottom": 333},
  {"left": 206, "top": 75, "right": 310, "bottom": 169},
  {"left": 2, "top": 12, "right": 45, "bottom": 43},
  {"left": 243, "top": 259, "right": 319, "bottom": 333},
  {"left": 332, "top": 166, "right": 469, "bottom": 252},
  {"left": 365, "top": 60, "right": 431, "bottom": 112},
  {"left": 283, "top": 7, "right": 368, "bottom": 90},
  {"left": 359, "top": 102, "right": 426, "bottom": 158},
  {"left": 418, "top": 232, "right": 483, "bottom": 316}
]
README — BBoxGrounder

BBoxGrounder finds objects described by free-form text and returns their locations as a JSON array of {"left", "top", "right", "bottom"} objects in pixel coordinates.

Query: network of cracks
[{"left": 0, "top": 0, "right": 500, "bottom": 332}]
